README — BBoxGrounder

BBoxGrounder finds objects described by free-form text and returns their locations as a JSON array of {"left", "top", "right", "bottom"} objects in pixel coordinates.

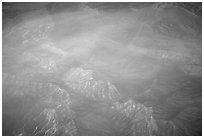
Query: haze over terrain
[{"left": 2, "top": 2, "right": 202, "bottom": 136}]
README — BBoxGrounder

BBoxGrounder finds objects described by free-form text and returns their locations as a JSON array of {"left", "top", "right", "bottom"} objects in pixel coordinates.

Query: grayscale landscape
[{"left": 2, "top": 2, "right": 202, "bottom": 136}]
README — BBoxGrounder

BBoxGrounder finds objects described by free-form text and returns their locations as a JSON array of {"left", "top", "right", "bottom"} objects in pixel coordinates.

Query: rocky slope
[{"left": 2, "top": 2, "right": 202, "bottom": 136}]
